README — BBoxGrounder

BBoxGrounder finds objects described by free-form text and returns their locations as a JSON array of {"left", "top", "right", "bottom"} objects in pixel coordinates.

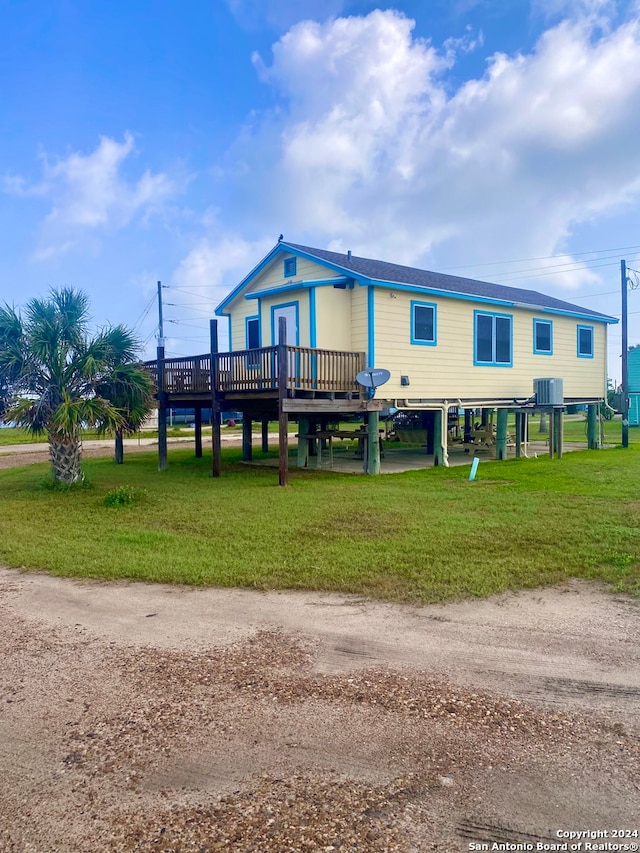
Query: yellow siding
[
  {"left": 351, "top": 284, "right": 369, "bottom": 361},
  {"left": 230, "top": 299, "right": 259, "bottom": 352},
  {"left": 314, "top": 285, "right": 352, "bottom": 350},
  {"left": 373, "top": 288, "right": 608, "bottom": 400}
]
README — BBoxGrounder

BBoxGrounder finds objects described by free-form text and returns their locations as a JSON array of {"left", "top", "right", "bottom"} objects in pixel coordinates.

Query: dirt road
[
  {"left": 1, "top": 569, "right": 638, "bottom": 851},
  {"left": 0, "top": 434, "right": 245, "bottom": 470}
]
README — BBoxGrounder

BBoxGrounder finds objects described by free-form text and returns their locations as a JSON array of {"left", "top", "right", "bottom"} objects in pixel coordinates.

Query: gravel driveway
[{"left": 1, "top": 570, "right": 638, "bottom": 852}]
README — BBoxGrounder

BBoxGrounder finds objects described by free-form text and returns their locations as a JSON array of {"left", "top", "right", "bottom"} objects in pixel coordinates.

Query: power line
[
  {"left": 131, "top": 292, "right": 157, "bottom": 332},
  {"left": 440, "top": 244, "right": 640, "bottom": 272},
  {"left": 488, "top": 255, "right": 639, "bottom": 281},
  {"left": 492, "top": 259, "right": 629, "bottom": 284}
]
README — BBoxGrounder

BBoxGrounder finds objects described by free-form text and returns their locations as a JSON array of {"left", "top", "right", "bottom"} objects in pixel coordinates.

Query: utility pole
[{"left": 622, "top": 261, "right": 629, "bottom": 447}]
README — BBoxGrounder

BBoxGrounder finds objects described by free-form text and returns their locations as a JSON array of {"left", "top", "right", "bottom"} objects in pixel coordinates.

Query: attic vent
[
  {"left": 534, "top": 377, "right": 564, "bottom": 406},
  {"left": 284, "top": 257, "right": 296, "bottom": 278}
]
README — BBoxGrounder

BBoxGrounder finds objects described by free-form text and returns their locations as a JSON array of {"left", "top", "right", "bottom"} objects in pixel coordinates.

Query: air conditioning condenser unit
[{"left": 534, "top": 377, "right": 564, "bottom": 406}]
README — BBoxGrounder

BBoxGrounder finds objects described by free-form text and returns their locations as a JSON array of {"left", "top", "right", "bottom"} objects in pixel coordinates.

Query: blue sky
[{"left": 2, "top": 0, "right": 640, "bottom": 381}]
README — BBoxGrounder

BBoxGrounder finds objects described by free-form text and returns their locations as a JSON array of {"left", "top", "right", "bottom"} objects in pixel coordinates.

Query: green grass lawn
[{"left": 1, "top": 426, "right": 639, "bottom": 603}]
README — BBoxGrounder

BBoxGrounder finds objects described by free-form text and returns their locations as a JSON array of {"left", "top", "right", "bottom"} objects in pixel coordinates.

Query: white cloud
[
  {"left": 7, "top": 134, "right": 177, "bottom": 261},
  {"left": 170, "top": 230, "right": 273, "bottom": 350},
  {"left": 221, "top": 7, "right": 640, "bottom": 292}
]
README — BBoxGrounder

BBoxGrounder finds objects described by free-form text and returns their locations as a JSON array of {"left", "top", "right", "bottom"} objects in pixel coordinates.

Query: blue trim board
[
  {"left": 473, "top": 310, "right": 513, "bottom": 367},
  {"left": 533, "top": 318, "right": 553, "bottom": 355},
  {"left": 577, "top": 324, "right": 594, "bottom": 358},
  {"left": 367, "top": 286, "right": 375, "bottom": 368},
  {"left": 309, "top": 287, "right": 317, "bottom": 348},
  {"left": 245, "top": 277, "right": 349, "bottom": 301},
  {"left": 543, "top": 307, "right": 617, "bottom": 325},
  {"left": 270, "top": 300, "right": 300, "bottom": 345},
  {"left": 410, "top": 300, "right": 437, "bottom": 346},
  {"left": 216, "top": 243, "right": 283, "bottom": 314}
]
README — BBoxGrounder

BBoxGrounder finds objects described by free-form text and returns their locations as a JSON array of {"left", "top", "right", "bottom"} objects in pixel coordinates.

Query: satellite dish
[{"left": 356, "top": 368, "right": 391, "bottom": 396}]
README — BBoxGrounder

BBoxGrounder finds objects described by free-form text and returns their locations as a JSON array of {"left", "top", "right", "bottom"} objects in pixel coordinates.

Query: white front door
[{"left": 272, "top": 303, "right": 298, "bottom": 345}]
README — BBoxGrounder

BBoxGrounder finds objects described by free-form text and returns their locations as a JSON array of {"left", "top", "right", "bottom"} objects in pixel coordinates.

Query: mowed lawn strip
[{"left": 0, "top": 430, "right": 639, "bottom": 603}]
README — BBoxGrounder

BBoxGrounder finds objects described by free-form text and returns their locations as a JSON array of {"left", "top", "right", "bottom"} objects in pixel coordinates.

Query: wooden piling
[
  {"left": 278, "top": 317, "right": 289, "bottom": 486},
  {"left": 515, "top": 411, "right": 523, "bottom": 459},
  {"left": 210, "top": 320, "right": 221, "bottom": 477},
  {"left": 587, "top": 404, "right": 599, "bottom": 449},
  {"left": 242, "top": 416, "right": 253, "bottom": 461},
  {"left": 366, "top": 410, "right": 381, "bottom": 475},
  {"left": 297, "top": 415, "right": 310, "bottom": 467},
  {"left": 194, "top": 406, "right": 202, "bottom": 458},
  {"left": 496, "top": 408, "right": 508, "bottom": 460}
]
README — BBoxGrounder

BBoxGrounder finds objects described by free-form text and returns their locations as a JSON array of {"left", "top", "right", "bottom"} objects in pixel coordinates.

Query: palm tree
[{"left": 0, "top": 288, "right": 153, "bottom": 483}]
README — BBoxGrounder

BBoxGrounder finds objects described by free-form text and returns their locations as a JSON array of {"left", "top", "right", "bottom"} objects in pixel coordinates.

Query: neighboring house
[
  {"left": 148, "top": 241, "right": 617, "bottom": 480},
  {"left": 628, "top": 347, "right": 640, "bottom": 426}
]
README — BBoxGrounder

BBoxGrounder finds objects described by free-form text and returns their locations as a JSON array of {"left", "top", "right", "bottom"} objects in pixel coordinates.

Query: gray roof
[{"left": 286, "top": 243, "right": 616, "bottom": 322}]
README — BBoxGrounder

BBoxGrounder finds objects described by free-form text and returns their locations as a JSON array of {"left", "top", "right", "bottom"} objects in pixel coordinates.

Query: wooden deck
[{"left": 145, "top": 345, "right": 365, "bottom": 399}]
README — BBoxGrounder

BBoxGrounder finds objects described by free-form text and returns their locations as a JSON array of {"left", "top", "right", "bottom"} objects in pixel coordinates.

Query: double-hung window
[
  {"left": 474, "top": 311, "right": 512, "bottom": 366},
  {"left": 533, "top": 319, "right": 553, "bottom": 355},
  {"left": 577, "top": 325, "right": 594, "bottom": 358},
  {"left": 411, "top": 301, "right": 437, "bottom": 345}
]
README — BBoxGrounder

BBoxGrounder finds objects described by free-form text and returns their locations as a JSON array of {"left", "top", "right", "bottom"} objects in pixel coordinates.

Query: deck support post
[
  {"left": 297, "top": 416, "right": 310, "bottom": 467},
  {"left": 515, "top": 411, "right": 523, "bottom": 458},
  {"left": 496, "top": 408, "right": 508, "bottom": 460},
  {"left": 548, "top": 409, "right": 555, "bottom": 459},
  {"left": 242, "top": 416, "right": 253, "bottom": 461},
  {"left": 157, "top": 343, "right": 168, "bottom": 471},
  {"left": 553, "top": 408, "right": 563, "bottom": 458},
  {"left": 278, "top": 317, "right": 289, "bottom": 486},
  {"left": 433, "top": 409, "right": 445, "bottom": 466},
  {"left": 261, "top": 419, "right": 269, "bottom": 453},
  {"left": 366, "top": 410, "right": 381, "bottom": 475},
  {"left": 587, "top": 404, "right": 599, "bottom": 449},
  {"left": 463, "top": 409, "right": 473, "bottom": 444},
  {"left": 115, "top": 430, "right": 124, "bottom": 465},
  {"left": 194, "top": 406, "right": 202, "bottom": 458},
  {"left": 210, "top": 320, "right": 221, "bottom": 477}
]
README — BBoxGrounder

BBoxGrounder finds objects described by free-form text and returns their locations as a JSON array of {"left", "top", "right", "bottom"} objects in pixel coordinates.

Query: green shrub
[{"left": 103, "top": 485, "right": 146, "bottom": 508}]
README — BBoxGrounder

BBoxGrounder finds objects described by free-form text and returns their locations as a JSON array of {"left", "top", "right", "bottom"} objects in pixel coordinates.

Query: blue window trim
[
  {"left": 284, "top": 257, "right": 296, "bottom": 278},
  {"left": 270, "top": 300, "right": 300, "bottom": 345},
  {"left": 577, "top": 324, "right": 594, "bottom": 358},
  {"left": 410, "top": 300, "right": 437, "bottom": 346},
  {"left": 245, "top": 315, "right": 260, "bottom": 348},
  {"left": 533, "top": 318, "right": 553, "bottom": 355},
  {"left": 473, "top": 310, "right": 513, "bottom": 367}
]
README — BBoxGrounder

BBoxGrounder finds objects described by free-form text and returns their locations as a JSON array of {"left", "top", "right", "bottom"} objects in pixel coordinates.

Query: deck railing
[{"left": 145, "top": 346, "right": 364, "bottom": 396}]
